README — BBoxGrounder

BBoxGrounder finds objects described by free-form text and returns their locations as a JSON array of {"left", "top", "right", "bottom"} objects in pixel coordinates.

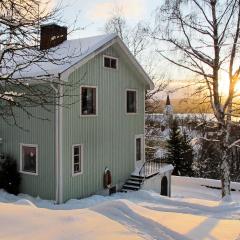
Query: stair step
[
  {"left": 130, "top": 174, "right": 144, "bottom": 179},
  {"left": 126, "top": 180, "right": 142, "bottom": 186},
  {"left": 129, "top": 177, "right": 144, "bottom": 182},
  {"left": 122, "top": 184, "right": 140, "bottom": 191}
]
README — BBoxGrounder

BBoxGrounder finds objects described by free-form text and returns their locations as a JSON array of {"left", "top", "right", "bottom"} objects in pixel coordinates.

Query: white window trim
[
  {"left": 125, "top": 89, "right": 138, "bottom": 115},
  {"left": 72, "top": 144, "right": 83, "bottom": 176},
  {"left": 103, "top": 55, "right": 118, "bottom": 70},
  {"left": 134, "top": 134, "right": 145, "bottom": 163},
  {"left": 80, "top": 85, "right": 98, "bottom": 117},
  {"left": 20, "top": 143, "right": 39, "bottom": 176}
]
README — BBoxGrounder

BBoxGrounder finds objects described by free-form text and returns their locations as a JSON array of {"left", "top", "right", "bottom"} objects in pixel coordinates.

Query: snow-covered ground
[{"left": 0, "top": 176, "right": 240, "bottom": 240}]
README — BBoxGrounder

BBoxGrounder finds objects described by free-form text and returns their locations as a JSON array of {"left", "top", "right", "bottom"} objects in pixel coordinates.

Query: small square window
[
  {"left": 104, "top": 56, "right": 118, "bottom": 69},
  {"left": 72, "top": 145, "right": 83, "bottom": 175},
  {"left": 104, "top": 57, "right": 111, "bottom": 68},
  {"left": 81, "top": 86, "right": 97, "bottom": 116},
  {"left": 126, "top": 90, "right": 137, "bottom": 113},
  {"left": 20, "top": 144, "right": 38, "bottom": 175}
]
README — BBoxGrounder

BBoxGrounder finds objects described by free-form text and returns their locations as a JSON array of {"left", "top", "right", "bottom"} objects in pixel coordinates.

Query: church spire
[{"left": 166, "top": 94, "right": 171, "bottom": 106}]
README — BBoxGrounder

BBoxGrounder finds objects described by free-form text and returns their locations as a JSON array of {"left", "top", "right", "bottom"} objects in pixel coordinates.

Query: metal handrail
[{"left": 139, "top": 158, "right": 165, "bottom": 178}]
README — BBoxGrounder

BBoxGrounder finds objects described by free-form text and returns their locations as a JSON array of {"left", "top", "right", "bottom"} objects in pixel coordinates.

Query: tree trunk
[
  {"left": 220, "top": 121, "right": 231, "bottom": 200},
  {"left": 220, "top": 155, "right": 231, "bottom": 198}
]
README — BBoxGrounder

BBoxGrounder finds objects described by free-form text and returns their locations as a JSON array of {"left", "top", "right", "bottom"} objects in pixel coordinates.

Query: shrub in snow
[{"left": 0, "top": 155, "right": 21, "bottom": 195}]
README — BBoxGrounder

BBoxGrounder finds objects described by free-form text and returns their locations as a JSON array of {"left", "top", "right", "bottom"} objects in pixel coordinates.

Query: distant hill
[{"left": 147, "top": 98, "right": 212, "bottom": 113}]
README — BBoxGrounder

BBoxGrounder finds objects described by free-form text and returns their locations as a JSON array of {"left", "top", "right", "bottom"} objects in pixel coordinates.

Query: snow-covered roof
[{"left": 3, "top": 33, "right": 154, "bottom": 89}]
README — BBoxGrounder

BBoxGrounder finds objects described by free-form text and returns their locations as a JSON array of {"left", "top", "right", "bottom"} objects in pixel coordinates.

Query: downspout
[
  {"left": 58, "top": 81, "right": 63, "bottom": 203},
  {"left": 50, "top": 83, "right": 60, "bottom": 204},
  {"left": 51, "top": 79, "right": 63, "bottom": 204}
]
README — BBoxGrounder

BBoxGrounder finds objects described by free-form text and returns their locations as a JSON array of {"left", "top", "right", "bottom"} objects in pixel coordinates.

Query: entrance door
[
  {"left": 161, "top": 176, "right": 168, "bottom": 196},
  {"left": 135, "top": 135, "right": 144, "bottom": 169}
]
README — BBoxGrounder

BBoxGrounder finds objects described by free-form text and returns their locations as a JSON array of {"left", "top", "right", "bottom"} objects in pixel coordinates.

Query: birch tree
[{"left": 154, "top": 0, "right": 240, "bottom": 198}]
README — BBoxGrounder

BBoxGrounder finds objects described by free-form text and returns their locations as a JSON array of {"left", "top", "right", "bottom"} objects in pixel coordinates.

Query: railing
[{"left": 139, "top": 158, "right": 166, "bottom": 178}]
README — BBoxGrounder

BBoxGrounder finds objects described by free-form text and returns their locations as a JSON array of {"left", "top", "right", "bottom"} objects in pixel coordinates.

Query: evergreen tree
[
  {"left": 166, "top": 119, "right": 194, "bottom": 176},
  {"left": 166, "top": 118, "right": 182, "bottom": 175},
  {"left": 180, "top": 131, "right": 194, "bottom": 176}
]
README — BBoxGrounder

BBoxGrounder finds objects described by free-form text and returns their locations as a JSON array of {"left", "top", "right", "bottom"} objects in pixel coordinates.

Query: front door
[{"left": 135, "top": 135, "right": 144, "bottom": 169}]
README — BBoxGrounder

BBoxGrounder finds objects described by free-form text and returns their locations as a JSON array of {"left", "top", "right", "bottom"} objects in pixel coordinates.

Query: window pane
[
  {"left": 136, "top": 138, "right": 142, "bottom": 161},
  {"left": 104, "top": 57, "right": 111, "bottom": 68},
  {"left": 127, "top": 91, "right": 136, "bottom": 113},
  {"left": 81, "top": 87, "right": 96, "bottom": 115},
  {"left": 110, "top": 59, "right": 117, "bottom": 69},
  {"left": 74, "top": 155, "right": 79, "bottom": 164},
  {"left": 74, "top": 146, "right": 79, "bottom": 155},
  {"left": 74, "top": 164, "right": 80, "bottom": 173},
  {"left": 22, "top": 146, "right": 36, "bottom": 173}
]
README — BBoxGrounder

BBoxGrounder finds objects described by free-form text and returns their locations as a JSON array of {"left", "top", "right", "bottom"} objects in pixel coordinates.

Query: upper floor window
[
  {"left": 72, "top": 144, "right": 83, "bottom": 175},
  {"left": 80, "top": 86, "right": 97, "bottom": 116},
  {"left": 126, "top": 90, "right": 137, "bottom": 114},
  {"left": 103, "top": 56, "right": 118, "bottom": 69},
  {"left": 20, "top": 144, "right": 38, "bottom": 175}
]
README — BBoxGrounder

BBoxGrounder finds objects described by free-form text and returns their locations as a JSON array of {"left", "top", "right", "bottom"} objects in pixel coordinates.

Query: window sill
[
  {"left": 72, "top": 172, "right": 83, "bottom": 177},
  {"left": 126, "top": 112, "right": 138, "bottom": 115},
  {"left": 80, "top": 114, "right": 98, "bottom": 117},
  {"left": 19, "top": 170, "right": 38, "bottom": 176}
]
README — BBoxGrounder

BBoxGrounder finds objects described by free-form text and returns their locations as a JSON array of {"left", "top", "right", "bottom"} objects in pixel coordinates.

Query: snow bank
[{"left": 0, "top": 177, "right": 239, "bottom": 240}]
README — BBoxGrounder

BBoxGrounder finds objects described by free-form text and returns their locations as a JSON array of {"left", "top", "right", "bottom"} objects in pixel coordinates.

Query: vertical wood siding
[
  {"left": 0, "top": 96, "right": 56, "bottom": 200},
  {"left": 62, "top": 44, "right": 146, "bottom": 201}
]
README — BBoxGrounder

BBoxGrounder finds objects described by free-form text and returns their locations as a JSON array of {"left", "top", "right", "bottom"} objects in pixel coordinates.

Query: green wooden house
[{"left": 0, "top": 24, "right": 154, "bottom": 203}]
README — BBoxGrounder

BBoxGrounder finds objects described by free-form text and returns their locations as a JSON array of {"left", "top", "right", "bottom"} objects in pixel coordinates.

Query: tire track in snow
[{"left": 91, "top": 199, "right": 192, "bottom": 240}]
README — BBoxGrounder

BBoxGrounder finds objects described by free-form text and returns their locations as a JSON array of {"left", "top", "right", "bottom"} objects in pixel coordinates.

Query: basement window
[
  {"left": 72, "top": 144, "right": 83, "bottom": 175},
  {"left": 20, "top": 144, "right": 38, "bottom": 175},
  {"left": 80, "top": 86, "right": 97, "bottom": 116},
  {"left": 103, "top": 56, "right": 118, "bottom": 69}
]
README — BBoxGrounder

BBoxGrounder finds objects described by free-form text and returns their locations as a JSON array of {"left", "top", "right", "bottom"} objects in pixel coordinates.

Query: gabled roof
[{"left": 7, "top": 33, "right": 154, "bottom": 89}]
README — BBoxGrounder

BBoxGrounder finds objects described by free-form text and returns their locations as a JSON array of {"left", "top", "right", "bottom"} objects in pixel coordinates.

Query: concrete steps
[{"left": 121, "top": 175, "right": 144, "bottom": 192}]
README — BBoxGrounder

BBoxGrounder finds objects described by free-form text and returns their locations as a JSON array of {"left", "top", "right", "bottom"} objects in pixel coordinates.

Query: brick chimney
[{"left": 40, "top": 23, "right": 67, "bottom": 50}]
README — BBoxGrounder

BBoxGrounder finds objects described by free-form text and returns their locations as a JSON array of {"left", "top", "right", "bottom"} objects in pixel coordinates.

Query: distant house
[{"left": 0, "top": 24, "right": 158, "bottom": 203}]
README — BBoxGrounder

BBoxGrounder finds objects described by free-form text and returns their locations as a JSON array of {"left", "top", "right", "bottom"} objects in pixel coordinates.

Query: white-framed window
[
  {"left": 135, "top": 135, "right": 144, "bottom": 162},
  {"left": 20, "top": 143, "right": 38, "bottom": 175},
  {"left": 103, "top": 55, "right": 118, "bottom": 69},
  {"left": 126, "top": 89, "right": 137, "bottom": 114},
  {"left": 80, "top": 86, "right": 97, "bottom": 116},
  {"left": 72, "top": 144, "right": 83, "bottom": 176}
]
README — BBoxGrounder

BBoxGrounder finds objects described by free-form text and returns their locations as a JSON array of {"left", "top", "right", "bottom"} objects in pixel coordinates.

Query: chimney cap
[{"left": 40, "top": 23, "right": 67, "bottom": 29}]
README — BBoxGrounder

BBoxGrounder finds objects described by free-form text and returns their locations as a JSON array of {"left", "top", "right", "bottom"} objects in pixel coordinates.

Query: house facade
[{"left": 0, "top": 25, "right": 154, "bottom": 203}]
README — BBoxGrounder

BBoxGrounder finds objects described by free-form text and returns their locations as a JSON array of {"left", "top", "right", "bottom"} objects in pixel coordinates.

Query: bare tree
[
  {"left": 154, "top": 0, "right": 240, "bottom": 198},
  {"left": 0, "top": 0, "right": 80, "bottom": 126},
  {"left": 104, "top": 12, "right": 169, "bottom": 111}
]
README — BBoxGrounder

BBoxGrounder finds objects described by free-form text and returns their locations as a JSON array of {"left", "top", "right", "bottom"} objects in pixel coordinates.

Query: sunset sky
[
  {"left": 50, "top": 0, "right": 233, "bottom": 99},
  {"left": 55, "top": 0, "right": 158, "bottom": 37}
]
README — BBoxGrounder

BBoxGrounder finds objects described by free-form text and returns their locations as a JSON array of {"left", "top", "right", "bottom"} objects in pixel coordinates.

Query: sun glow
[{"left": 218, "top": 72, "right": 240, "bottom": 96}]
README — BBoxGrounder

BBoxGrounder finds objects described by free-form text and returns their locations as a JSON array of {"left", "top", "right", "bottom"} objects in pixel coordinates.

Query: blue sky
[{"left": 56, "top": 0, "right": 159, "bottom": 38}]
